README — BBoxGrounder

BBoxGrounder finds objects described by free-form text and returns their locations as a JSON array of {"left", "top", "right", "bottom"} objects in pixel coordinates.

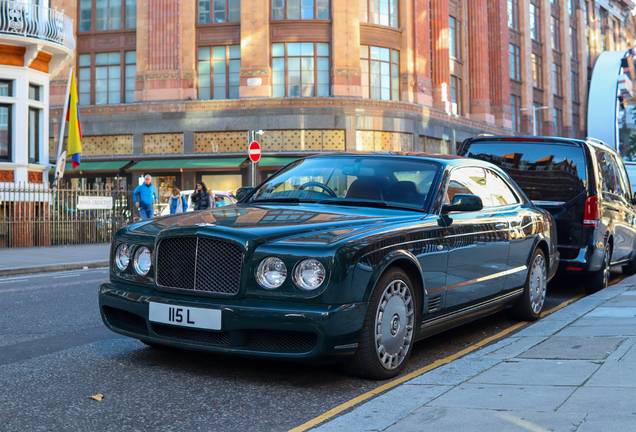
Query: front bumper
[{"left": 98, "top": 281, "right": 367, "bottom": 363}]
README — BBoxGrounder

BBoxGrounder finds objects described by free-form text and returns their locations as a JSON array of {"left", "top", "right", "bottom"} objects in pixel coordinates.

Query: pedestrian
[
  {"left": 191, "top": 181, "right": 211, "bottom": 210},
  {"left": 133, "top": 174, "right": 158, "bottom": 220},
  {"left": 168, "top": 187, "right": 188, "bottom": 214}
]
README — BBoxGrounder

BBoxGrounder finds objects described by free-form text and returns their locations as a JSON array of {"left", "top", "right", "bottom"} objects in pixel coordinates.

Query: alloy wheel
[
  {"left": 529, "top": 253, "right": 547, "bottom": 314},
  {"left": 374, "top": 279, "right": 415, "bottom": 370}
]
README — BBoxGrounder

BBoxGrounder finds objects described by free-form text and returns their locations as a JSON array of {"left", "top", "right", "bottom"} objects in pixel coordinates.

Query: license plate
[{"left": 149, "top": 302, "right": 222, "bottom": 331}]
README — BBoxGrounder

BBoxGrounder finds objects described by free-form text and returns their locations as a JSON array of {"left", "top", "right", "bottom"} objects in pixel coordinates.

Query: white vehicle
[{"left": 160, "top": 190, "right": 236, "bottom": 216}]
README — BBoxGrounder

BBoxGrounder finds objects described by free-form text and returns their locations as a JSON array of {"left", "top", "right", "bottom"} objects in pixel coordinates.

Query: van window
[
  {"left": 596, "top": 151, "right": 618, "bottom": 195},
  {"left": 462, "top": 142, "right": 587, "bottom": 202}
]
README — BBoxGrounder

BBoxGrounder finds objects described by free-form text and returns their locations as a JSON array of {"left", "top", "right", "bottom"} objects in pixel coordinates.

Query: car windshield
[
  {"left": 463, "top": 141, "right": 588, "bottom": 203},
  {"left": 248, "top": 156, "right": 441, "bottom": 211}
]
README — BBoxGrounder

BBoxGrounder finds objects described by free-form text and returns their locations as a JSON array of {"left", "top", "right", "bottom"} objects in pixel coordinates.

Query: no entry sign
[{"left": 248, "top": 141, "right": 261, "bottom": 163}]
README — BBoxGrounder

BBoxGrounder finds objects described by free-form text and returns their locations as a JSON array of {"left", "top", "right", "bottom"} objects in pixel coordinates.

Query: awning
[
  {"left": 257, "top": 157, "right": 301, "bottom": 167},
  {"left": 129, "top": 158, "right": 246, "bottom": 170},
  {"left": 64, "top": 161, "right": 130, "bottom": 172}
]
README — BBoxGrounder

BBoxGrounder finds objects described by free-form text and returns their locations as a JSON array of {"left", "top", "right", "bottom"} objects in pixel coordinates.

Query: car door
[
  {"left": 611, "top": 154, "right": 636, "bottom": 262},
  {"left": 596, "top": 150, "right": 632, "bottom": 263},
  {"left": 442, "top": 167, "right": 511, "bottom": 311}
]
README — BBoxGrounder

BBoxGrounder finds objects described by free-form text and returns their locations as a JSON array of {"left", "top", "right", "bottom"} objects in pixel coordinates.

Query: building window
[
  {"left": 509, "top": 44, "right": 520, "bottom": 80},
  {"left": 584, "top": 1, "right": 588, "bottom": 26},
  {"left": 28, "top": 84, "right": 41, "bottom": 101},
  {"left": 78, "top": 54, "right": 91, "bottom": 106},
  {"left": 573, "top": 113, "right": 580, "bottom": 138},
  {"left": 124, "top": 51, "right": 136, "bottom": 103},
  {"left": 28, "top": 107, "right": 39, "bottom": 164},
  {"left": 79, "top": 0, "right": 136, "bottom": 31},
  {"left": 272, "top": 42, "right": 330, "bottom": 98},
  {"left": 572, "top": 71, "right": 579, "bottom": 102},
  {"left": 534, "top": 102, "right": 544, "bottom": 136},
  {"left": 359, "top": 0, "right": 398, "bottom": 28},
  {"left": 552, "top": 63, "right": 562, "bottom": 95},
  {"left": 360, "top": 45, "right": 399, "bottom": 101},
  {"left": 198, "top": 45, "right": 241, "bottom": 100},
  {"left": 449, "top": 16, "right": 459, "bottom": 59},
  {"left": 450, "top": 75, "right": 461, "bottom": 115},
  {"left": 568, "top": 0, "right": 574, "bottom": 15},
  {"left": 554, "top": 108, "right": 562, "bottom": 136},
  {"left": 551, "top": 16, "right": 560, "bottom": 51},
  {"left": 0, "top": 104, "right": 10, "bottom": 162},
  {"left": 199, "top": 0, "right": 240, "bottom": 24},
  {"left": 570, "top": 27, "right": 577, "bottom": 59},
  {"left": 510, "top": 95, "right": 520, "bottom": 132},
  {"left": 531, "top": 53, "right": 542, "bottom": 88},
  {"left": 507, "top": 0, "right": 518, "bottom": 29},
  {"left": 530, "top": 4, "right": 540, "bottom": 41},
  {"left": 95, "top": 52, "right": 121, "bottom": 105},
  {"left": 272, "top": 0, "right": 329, "bottom": 20}
]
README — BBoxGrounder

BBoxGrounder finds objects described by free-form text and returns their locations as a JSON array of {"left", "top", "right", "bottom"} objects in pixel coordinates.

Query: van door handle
[{"left": 495, "top": 223, "right": 508, "bottom": 229}]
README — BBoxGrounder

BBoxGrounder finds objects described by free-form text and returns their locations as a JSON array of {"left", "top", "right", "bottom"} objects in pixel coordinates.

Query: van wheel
[
  {"left": 343, "top": 267, "right": 416, "bottom": 380},
  {"left": 586, "top": 246, "right": 610, "bottom": 294},
  {"left": 622, "top": 253, "right": 636, "bottom": 276},
  {"left": 511, "top": 248, "right": 547, "bottom": 321}
]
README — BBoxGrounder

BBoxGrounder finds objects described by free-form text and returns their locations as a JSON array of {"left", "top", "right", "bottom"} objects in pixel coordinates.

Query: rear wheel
[
  {"left": 343, "top": 267, "right": 417, "bottom": 380},
  {"left": 586, "top": 245, "right": 610, "bottom": 294},
  {"left": 511, "top": 248, "right": 547, "bottom": 321}
]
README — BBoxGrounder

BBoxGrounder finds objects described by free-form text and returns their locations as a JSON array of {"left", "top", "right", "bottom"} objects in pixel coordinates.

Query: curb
[{"left": 0, "top": 261, "right": 110, "bottom": 277}]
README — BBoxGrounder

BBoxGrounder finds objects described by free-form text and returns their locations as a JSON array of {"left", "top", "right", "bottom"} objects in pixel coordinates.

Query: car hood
[{"left": 125, "top": 204, "right": 426, "bottom": 244}]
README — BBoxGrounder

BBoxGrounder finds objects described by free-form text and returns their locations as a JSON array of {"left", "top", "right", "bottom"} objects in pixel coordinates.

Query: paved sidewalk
[
  {"left": 0, "top": 244, "right": 110, "bottom": 276},
  {"left": 315, "top": 277, "right": 636, "bottom": 432}
]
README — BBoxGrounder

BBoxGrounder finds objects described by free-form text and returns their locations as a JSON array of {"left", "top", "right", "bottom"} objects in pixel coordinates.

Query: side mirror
[
  {"left": 442, "top": 194, "right": 484, "bottom": 213},
  {"left": 236, "top": 187, "right": 254, "bottom": 201}
]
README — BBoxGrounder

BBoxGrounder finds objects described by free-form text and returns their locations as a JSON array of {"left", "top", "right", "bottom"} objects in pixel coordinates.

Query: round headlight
[
  {"left": 133, "top": 246, "right": 152, "bottom": 276},
  {"left": 256, "top": 257, "right": 287, "bottom": 289},
  {"left": 115, "top": 244, "right": 131, "bottom": 271},
  {"left": 293, "top": 259, "right": 326, "bottom": 290}
]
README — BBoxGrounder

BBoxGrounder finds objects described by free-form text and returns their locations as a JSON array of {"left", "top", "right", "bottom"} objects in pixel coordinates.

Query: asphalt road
[{"left": 0, "top": 268, "right": 626, "bottom": 432}]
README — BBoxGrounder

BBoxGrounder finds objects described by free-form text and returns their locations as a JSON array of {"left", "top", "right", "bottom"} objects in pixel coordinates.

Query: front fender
[{"left": 353, "top": 249, "right": 426, "bottom": 304}]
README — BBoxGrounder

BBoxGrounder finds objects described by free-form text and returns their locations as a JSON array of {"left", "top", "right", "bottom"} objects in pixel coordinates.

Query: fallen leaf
[{"left": 89, "top": 394, "right": 104, "bottom": 401}]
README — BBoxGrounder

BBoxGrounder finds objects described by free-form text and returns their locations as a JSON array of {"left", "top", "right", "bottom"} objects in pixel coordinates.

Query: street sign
[
  {"left": 77, "top": 196, "right": 113, "bottom": 210},
  {"left": 248, "top": 141, "right": 261, "bottom": 163}
]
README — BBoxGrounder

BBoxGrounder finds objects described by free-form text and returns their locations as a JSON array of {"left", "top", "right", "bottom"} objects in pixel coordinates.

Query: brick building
[{"left": 45, "top": 0, "right": 636, "bottom": 208}]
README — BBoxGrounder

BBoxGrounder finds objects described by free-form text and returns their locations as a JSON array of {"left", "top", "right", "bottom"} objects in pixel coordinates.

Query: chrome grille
[{"left": 156, "top": 237, "right": 243, "bottom": 294}]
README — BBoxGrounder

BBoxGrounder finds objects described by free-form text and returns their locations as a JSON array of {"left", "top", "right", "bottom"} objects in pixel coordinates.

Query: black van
[{"left": 458, "top": 136, "right": 636, "bottom": 294}]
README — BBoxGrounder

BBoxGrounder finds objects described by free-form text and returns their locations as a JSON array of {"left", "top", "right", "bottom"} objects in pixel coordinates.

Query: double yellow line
[{"left": 289, "top": 294, "right": 585, "bottom": 432}]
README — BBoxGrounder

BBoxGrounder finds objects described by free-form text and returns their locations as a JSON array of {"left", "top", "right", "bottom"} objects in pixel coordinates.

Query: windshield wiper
[{"left": 250, "top": 198, "right": 317, "bottom": 204}]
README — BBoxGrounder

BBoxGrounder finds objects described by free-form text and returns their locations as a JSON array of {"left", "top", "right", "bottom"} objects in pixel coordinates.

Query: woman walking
[
  {"left": 168, "top": 187, "right": 188, "bottom": 214},
  {"left": 191, "top": 181, "right": 211, "bottom": 210}
]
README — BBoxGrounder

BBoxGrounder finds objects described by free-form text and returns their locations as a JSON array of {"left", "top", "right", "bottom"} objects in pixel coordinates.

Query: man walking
[{"left": 133, "top": 175, "right": 159, "bottom": 220}]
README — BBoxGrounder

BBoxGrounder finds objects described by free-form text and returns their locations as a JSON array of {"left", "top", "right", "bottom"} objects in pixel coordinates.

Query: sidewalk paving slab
[{"left": 0, "top": 244, "right": 110, "bottom": 276}]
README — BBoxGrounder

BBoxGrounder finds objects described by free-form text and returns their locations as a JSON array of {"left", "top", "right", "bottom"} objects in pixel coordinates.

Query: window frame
[
  {"left": 531, "top": 53, "right": 543, "bottom": 88},
  {"left": 530, "top": 3, "right": 540, "bottom": 41},
  {"left": 271, "top": 42, "right": 331, "bottom": 98},
  {"left": 28, "top": 106, "right": 40, "bottom": 164},
  {"left": 551, "top": 16, "right": 560, "bottom": 51},
  {"left": 359, "top": 0, "right": 399, "bottom": 28},
  {"left": 272, "top": 0, "right": 331, "bottom": 20},
  {"left": 198, "top": 45, "right": 241, "bottom": 100},
  {"left": 552, "top": 62, "right": 562, "bottom": 95},
  {"left": 510, "top": 94, "right": 520, "bottom": 132},
  {"left": 360, "top": 44, "right": 400, "bottom": 102},
  {"left": 509, "top": 43, "right": 521, "bottom": 81},
  {"left": 507, "top": 0, "right": 519, "bottom": 30},
  {"left": 198, "top": 0, "right": 241, "bottom": 24},
  {"left": 0, "top": 103, "right": 11, "bottom": 162},
  {"left": 77, "top": 50, "right": 136, "bottom": 106},
  {"left": 449, "top": 15, "right": 460, "bottom": 59},
  {"left": 78, "top": 0, "right": 136, "bottom": 32},
  {"left": 450, "top": 75, "right": 461, "bottom": 115}
]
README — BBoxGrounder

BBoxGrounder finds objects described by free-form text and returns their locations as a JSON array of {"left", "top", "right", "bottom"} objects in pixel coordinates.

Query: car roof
[
  {"left": 463, "top": 135, "right": 622, "bottom": 157},
  {"left": 301, "top": 151, "right": 496, "bottom": 168}
]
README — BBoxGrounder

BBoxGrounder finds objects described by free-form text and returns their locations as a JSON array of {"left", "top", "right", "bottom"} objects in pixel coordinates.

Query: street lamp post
[{"left": 520, "top": 105, "right": 549, "bottom": 136}]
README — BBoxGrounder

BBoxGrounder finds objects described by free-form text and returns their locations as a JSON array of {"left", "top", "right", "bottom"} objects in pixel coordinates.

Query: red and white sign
[{"left": 248, "top": 141, "right": 261, "bottom": 163}]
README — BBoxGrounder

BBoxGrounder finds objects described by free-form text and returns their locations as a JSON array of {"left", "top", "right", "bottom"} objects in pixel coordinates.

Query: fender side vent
[{"left": 427, "top": 295, "right": 442, "bottom": 312}]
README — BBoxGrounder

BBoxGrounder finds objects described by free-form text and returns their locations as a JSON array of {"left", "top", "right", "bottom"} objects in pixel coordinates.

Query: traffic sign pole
[{"left": 248, "top": 132, "right": 262, "bottom": 186}]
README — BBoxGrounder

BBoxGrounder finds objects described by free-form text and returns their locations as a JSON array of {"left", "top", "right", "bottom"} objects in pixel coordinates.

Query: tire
[
  {"left": 622, "top": 252, "right": 636, "bottom": 276},
  {"left": 343, "top": 267, "right": 417, "bottom": 380},
  {"left": 586, "top": 245, "right": 610, "bottom": 294},
  {"left": 511, "top": 248, "right": 547, "bottom": 321}
]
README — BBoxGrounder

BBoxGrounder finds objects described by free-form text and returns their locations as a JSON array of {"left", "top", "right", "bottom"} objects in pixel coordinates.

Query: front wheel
[
  {"left": 343, "top": 267, "right": 417, "bottom": 379},
  {"left": 586, "top": 246, "right": 610, "bottom": 294},
  {"left": 511, "top": 248, "right": 547, "bottom": 321}
]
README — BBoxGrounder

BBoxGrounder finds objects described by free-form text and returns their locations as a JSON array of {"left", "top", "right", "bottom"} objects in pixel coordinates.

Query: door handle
[{"left": 495, "top": 223, "right": 508, "bottom": 229}]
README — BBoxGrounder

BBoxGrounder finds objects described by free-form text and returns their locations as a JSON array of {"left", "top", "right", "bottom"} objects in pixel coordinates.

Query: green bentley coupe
[{"left": 99, "top": 153, "right": 559, "bottom": 379}]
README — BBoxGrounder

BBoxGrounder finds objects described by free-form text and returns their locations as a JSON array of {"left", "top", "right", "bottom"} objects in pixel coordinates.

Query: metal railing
[
  {"left": 0, "top": 0, "right": 75, "bottom": 51},
  {"left": 0, "top": 182, "right": 133, "bottom": 248}
]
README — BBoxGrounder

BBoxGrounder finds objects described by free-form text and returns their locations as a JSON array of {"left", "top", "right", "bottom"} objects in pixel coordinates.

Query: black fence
[{"left": 0, "top": 182, "right": 134, "bottom": 248}]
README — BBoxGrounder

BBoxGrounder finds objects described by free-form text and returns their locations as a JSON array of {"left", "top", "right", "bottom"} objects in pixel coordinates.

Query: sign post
[{"left": 248, "top": 137, "right": 261, "bottom": 187}]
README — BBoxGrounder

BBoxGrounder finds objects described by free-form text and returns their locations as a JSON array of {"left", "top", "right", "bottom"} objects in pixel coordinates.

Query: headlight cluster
[
  {"left": 114, "top": 244, "right": 152, "bottom": 276},
  {"left": 256, "top": 257, "right": 325, "bottom": 291}
]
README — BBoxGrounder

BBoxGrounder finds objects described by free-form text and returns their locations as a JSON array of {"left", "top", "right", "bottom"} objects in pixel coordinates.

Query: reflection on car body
[{"left": 99, "top": 153, "right": 558, "bottom": 379}]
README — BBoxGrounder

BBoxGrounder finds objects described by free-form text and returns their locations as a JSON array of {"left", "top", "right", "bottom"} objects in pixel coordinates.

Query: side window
[
  {"left": 613, "top": 156, "right": 632, "bottom": 200},
  {"left": 597, "top": 151, "right": 617, "bottom": 195},
  {"left": 445, "top": 167, "right": 491, "bottom": 206},
  {"left": 486, "top": 170, "right": 520, "bottom": 206}
]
